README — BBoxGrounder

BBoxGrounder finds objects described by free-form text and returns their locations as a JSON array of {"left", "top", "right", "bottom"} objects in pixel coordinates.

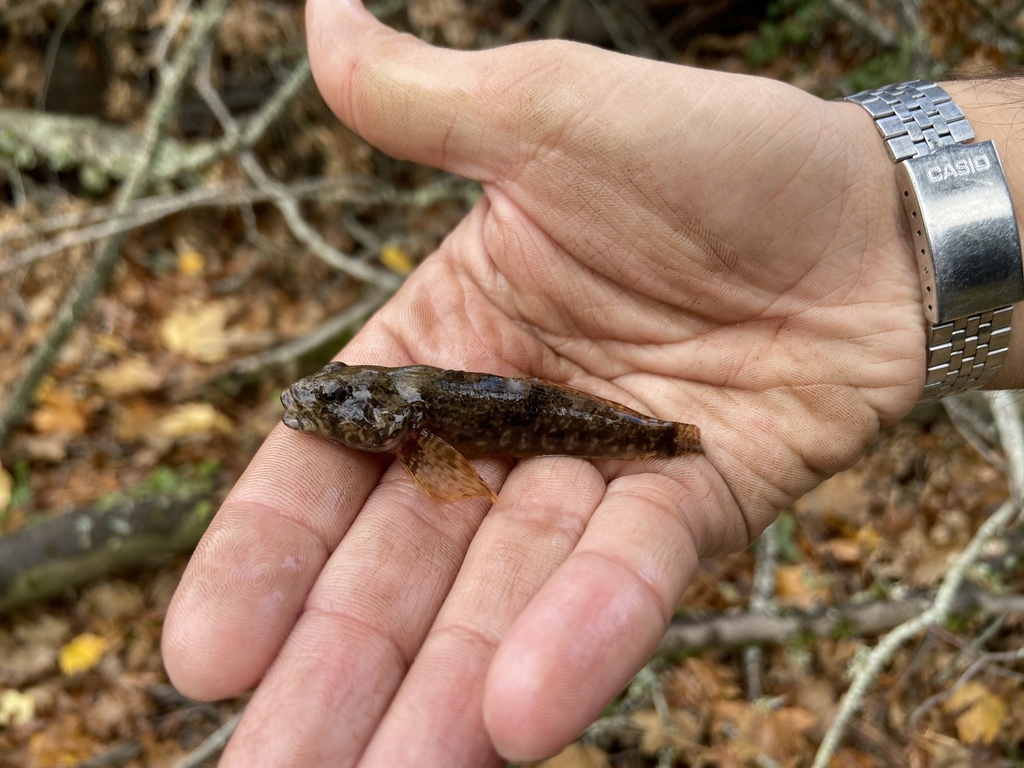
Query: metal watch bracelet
[{"left": 845, "top": 80, "right": 1024, "bottom": 401}]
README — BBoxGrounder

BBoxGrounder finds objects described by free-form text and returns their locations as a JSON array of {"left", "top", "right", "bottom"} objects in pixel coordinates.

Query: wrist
[
  {"left": 941, "top": 79, "right": 1024, "bottom": 390},
  {"left": 846, "top": 79, "right": 1024, "bottom": 399}
]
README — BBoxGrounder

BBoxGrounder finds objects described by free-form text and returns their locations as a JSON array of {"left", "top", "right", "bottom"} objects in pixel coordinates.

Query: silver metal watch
[{"left": 846, "top": 80, "right": 1024, "bottom": 400}]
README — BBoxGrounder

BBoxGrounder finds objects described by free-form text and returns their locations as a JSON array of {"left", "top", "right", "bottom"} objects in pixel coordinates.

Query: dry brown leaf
[
  {"left": 855, "top": 525, "right": 882, "bottom": 552},
  {"left": 81, "top": 582, "right": 145, "bottom": 621},
  {"left": 0, "top": 461, "right": 11, "bottom": 511},
  {"left": 92, "top": 357, "right": 162, "bottom": 397},
  {"left": 815, "top": 537, "right": 862, "bottom": 564},
  {"left": 944, "top": 681, "right": 1006, "bottom": 745},
  {"left": 632, "top": 709, "right": 702, "bottom": 755},
  {"left": 159, "top": 299, "right": 235, "bottom": 363},
  {"left": 791, "top": 470, "right": 871, "bottom": 524},
  {"left": 536, "top": 742, "right": 611, "bottom": 768},
  {"left": 828, "top": 747, "right": 879, "bottom": 768},
  {"left": 27, "top": 713, "right": 96, "bottom": 768},
  {"left": 775, "top": 565, "right": 830, "bottom": 609},
  {"left": 30, "top": 385, "right": 88, "bottom": 436},
  {"left": 114, "top": 399, "right": 164, "bottom": 443},
  {"left": 155, "top": 403, "right": 233, "bottom": 439}
]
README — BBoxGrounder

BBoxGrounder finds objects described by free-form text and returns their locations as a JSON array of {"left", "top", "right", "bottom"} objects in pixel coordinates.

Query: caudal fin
[{"left": 674, "top": 423, "right": 703, "bottom": 454}]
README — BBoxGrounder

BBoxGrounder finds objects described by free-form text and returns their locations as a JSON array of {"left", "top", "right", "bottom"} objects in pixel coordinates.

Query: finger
[
  {"left": 357, "top": 457, "right": 606, "bottom": 767},
  {"left": 306, "top": 0, "right": 507, "bottom": 179},
  {"left": 162, "top": 420, "right": 382, "bottom": 699},
  {"left": 306, "top": 0, "right": 624, "bottom": 183},
  {"left": 483, "top": 464, "right": 729, "bottom": 761},
  {"left": 218, "top": 451, "right": 502, "bottom": 767}
]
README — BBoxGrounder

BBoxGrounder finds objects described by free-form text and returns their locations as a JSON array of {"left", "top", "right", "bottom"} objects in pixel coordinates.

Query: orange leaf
[{"left": 30, "top": 386, "right": 88, "bottom": 436}]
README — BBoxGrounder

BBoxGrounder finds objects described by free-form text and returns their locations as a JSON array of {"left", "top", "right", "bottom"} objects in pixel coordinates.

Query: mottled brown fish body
[
  {"left": 411, "top": 369, "right": 701, "bottom": 460},
  {"left": 280, "top": 362, "right": 702, "bottom": 502}
]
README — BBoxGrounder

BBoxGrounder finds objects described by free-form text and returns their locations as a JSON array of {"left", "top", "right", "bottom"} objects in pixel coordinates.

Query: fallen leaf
[
  {"left": 114, "top": 399, "right": 164, "bottom": 443},
  {"left": 828, "top": 747, "right": 878, "bottom": 768},
  {"left": 944, "top": 681, "right": 1005, "bottom": 745},
  {"left": 59, "top": 633, "right": 110, "bottom": 676},
  {"left": 537, "top": 742, "right": 611, "bottom": 768},
  {"left": 0, "top": 688, "right": 35, "bottom": 727},
  {"left": 775, "top": 565, "right": 830, "bottom": 609},
  {"left": 380, "top": 242, "right": 414, "bottom": 275},
  {"left": 81, "top": 582, "right": 145, "bottom": 621},
  {"left": 0, "top": 462, "right": 11, "bottom": 511},
  {"left": 815, "top": 537, "right": 862, "bottom": 564},
  {"left": 155, "top": 403, "right": 233, "bottom": 439},
  {"left": 177, "top": 246, "right": 205, "bottom": 276},
  {"left": 30, "top": 386, "right": 88, "bottom": 436},
  {"left": 160, "top": 299, "right": 235, "bottom": 363},
  {"left": 632, "top": 708, "right": 702, "bottom": 754},
  {"left": 93, "top": 358, "right": 162, "bottom": 396}
]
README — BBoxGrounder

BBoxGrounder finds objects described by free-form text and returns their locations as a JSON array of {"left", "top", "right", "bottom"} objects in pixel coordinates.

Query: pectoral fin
[{"left": 397, "top": 432, "right": 498, "bottom": 503}]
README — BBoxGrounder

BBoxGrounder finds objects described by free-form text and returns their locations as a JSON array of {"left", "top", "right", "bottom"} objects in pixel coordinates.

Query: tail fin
[{"left": 674, "top": 423, "right": 703, "bottom": 454}]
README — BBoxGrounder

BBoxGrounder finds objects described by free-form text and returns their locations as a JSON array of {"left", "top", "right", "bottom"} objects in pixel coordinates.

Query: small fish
[{"left": 281, "top": 362, "right": 702, "bottom": 503}]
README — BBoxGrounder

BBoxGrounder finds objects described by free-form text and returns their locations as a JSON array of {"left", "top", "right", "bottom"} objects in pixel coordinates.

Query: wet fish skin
[{"left": 280, "top": 362, "right": 702, "bottom": 501}]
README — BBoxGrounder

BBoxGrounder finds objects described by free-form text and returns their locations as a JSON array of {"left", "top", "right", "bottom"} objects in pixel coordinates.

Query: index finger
[{"left": 161, "top": 327, "right": 397, "bottom": 700}]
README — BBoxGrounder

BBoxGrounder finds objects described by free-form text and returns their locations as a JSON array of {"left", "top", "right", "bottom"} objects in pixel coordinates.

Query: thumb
[{"left": 306, "top": 0, "right": 592, "bottom": 182}]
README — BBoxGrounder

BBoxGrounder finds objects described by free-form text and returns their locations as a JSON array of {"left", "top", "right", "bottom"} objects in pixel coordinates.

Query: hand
[{"left": 162, "top": 2, "right": 926, "bottom": 764}]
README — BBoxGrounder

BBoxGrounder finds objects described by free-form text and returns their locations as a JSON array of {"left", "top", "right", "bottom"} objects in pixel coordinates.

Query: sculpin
[{"left": 281, "top": 362, "right": 702, "bottom": 502}]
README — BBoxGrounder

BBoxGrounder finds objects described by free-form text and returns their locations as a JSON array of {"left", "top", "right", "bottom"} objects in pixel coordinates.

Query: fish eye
[{"left": 321, "top": 381, "right": 343, "bottom": 402}]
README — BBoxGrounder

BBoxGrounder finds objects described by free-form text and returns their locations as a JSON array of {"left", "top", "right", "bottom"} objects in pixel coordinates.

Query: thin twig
[
  {"left": 228, "top": 288, "right": 391, "bottom": 376},
  {"left": 744, "top": 520, "right": 778, "bottom": 701},
  {"left": 170, "top": 709, "right": 244, "bottom": 768},
  {"left": 72, "top": 741, "right": 144, "bottom": 768},
  {"left": 38, "top": 0, "right": 89, "bottom": 109},
  {"left": 907, "top": 644, "right": 1024, "bottom": 732},
  {"left": 0, "top": 0, "right": 232, "bottom": 448},
  {"left": 659, "top": 589, "right": 1024, "bottom": 653},
  {"left": 827, "top": 0, "right": 899, "bottom": 49},
  {"left": 150, "top": 0, "right": 195, "bottom": 65},
  {"left": 176, "top": 58, "right": 312, "bottom": 179},
  {"left": 810, "top": 391, "right": 1024, "bottom": 768},
  {"left": 0, "top": 175, "right": 473, "bottom": 275},
  {"left": 193, "top": 50, "right": 400, "bottom": 290}
]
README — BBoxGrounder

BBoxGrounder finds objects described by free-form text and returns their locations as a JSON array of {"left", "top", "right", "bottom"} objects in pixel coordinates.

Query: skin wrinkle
[
  {"left": 301, "top": 604, "right": 418, "bottom": 674},
  {"left": 224, "top": 495, "right": 336, "bottom": 563},
  {"left": 571, "top": 546, "right": 676, "bottom": 630},
  {"left": 617, "top": 471, "right": 716, "bottom": 558}
]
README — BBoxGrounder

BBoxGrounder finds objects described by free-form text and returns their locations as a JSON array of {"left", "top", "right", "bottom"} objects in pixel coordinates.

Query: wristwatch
[{"left": 846, "top": 80, "right": 1024, "bottom": 400}]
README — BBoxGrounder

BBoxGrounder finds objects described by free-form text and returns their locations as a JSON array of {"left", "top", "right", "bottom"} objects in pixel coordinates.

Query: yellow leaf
[
  {"left": 59, "top": 633, "right": 109, "bottom": 676},
  {"left": 380, "top": 243, "right": 414, "bottom": 275},
  {"left": 0, "top": 689, "right": 35, "bottom": 727},
  {"left": 0, "top": 462, "right": 11, "bottom": 511},
  {"left": 160, "top": 300, "right": 234, "bottom": 363},
  {"left": 156, "top": 403, "right": 233, "bottom": 439},
  {"left": 945, "top": 681, "right": 1006, "bottom": 745},
  {"left": 178, "top": 247, "right": 205, "bottom": 276}
]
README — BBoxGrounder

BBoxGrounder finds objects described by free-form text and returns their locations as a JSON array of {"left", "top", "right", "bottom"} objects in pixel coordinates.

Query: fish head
[{"left": 281, "top": 362, "right": 412, "bottom": 452}]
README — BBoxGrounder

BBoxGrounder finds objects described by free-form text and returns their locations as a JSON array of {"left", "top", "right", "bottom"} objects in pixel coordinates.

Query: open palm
[{"left": 163, "top": 2, "right": 927, "bottom": 765}]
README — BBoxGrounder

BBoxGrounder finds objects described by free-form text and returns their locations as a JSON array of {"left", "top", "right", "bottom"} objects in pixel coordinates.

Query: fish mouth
[{"left": 280, "top": 388, "right": 302, "bottom": 431}]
